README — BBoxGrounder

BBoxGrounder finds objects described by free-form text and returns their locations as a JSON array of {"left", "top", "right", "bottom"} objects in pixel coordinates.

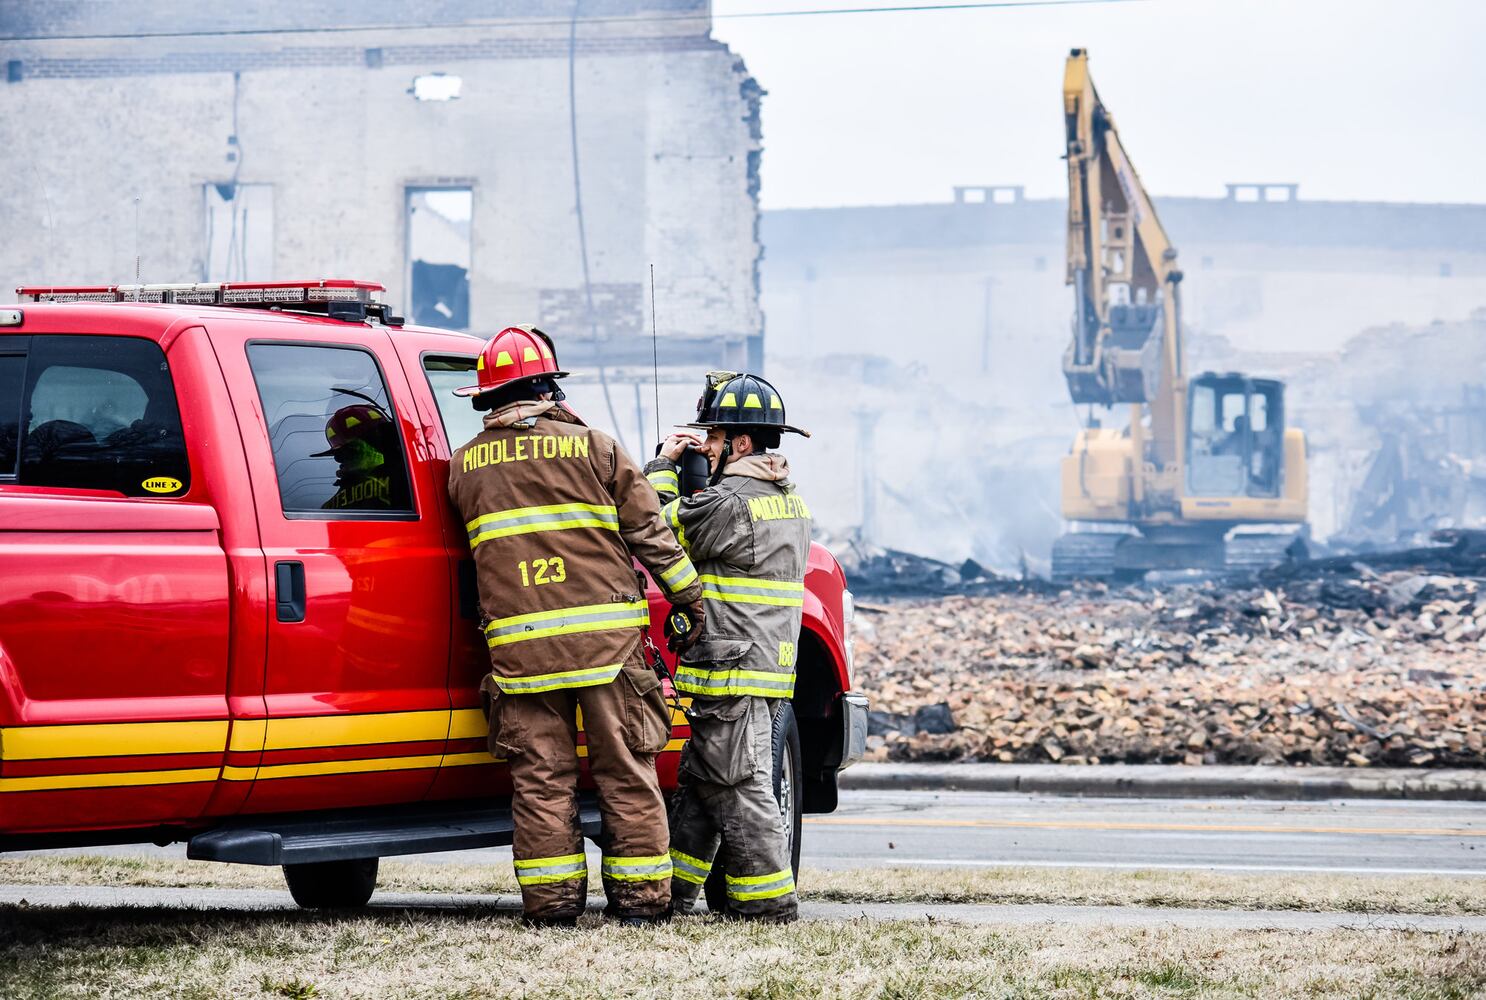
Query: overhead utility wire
[
  {"left": 718, "top": 1, "right": 1138, "bottom": 18},
  {"left": 0, "top": 1, "right": 1140, "bottom": 43},
  {"left": 567, "top": 0, "right": 628, "bottom": 450}
]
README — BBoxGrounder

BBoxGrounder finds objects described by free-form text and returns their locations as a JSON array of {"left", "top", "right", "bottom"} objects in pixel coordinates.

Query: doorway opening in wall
[
  {"left": 405, "top": 187, "right": 472, "bottom": 330},
  {"left": 203, "top": 182, "right": 273, "bottom": 282}
]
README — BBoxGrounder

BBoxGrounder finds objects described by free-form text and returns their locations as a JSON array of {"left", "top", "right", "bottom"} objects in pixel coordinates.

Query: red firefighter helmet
[
  {"left": 309, "top": 404, "right": 392, "bottom": 456},
  {"left": 453, "top": 326, "right": 568, "bottom": 397}
]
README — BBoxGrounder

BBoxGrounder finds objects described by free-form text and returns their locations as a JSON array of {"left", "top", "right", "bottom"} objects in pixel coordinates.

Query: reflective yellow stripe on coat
[
  {"left": 698, "top": 574, "right": 804, "bottom": 608},
  {"left": 492, "top": 663, "right": 623, "bottom": 694},
  {"left": 647, "top": 469, "right": 679, "bottom": 493},
  {"left": 673, "top": 665, "right": 795, "bottom": 699},
  {"left": 483, "top": 600, "right": 648, "bottom": 649},
  {"left": 658, "top": 555, "right": 698, "bottom": 594},
  {"left": 466, "top": 502, "right": 619, "bottom": 548},
  {"left": 661, "top": 499, "right": 687, "bottom": 550}
]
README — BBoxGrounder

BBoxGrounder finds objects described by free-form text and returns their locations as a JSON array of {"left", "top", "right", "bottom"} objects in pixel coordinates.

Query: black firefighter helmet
[{"left": 686, "top": 371, "right": 810, "bottom": 437}]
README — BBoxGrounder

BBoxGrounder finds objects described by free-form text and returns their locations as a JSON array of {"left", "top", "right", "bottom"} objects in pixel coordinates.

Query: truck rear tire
[
  {"left": 283, "top": 857, "right": 378, "bottom": 909},
  {"left": 703, "top": 699, "right": 803, "bottom": 914}
]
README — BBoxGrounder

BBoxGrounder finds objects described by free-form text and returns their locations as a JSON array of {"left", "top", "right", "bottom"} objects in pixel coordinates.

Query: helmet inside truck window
[
  {"left": 421, "top": 355, "right": 484, "bottom": 450},
  {"left": 246, "top": 343, "right": 414, "bottom": 517},
  {"left": 16, "top": 335, "right": 190, "bottom": 497}
]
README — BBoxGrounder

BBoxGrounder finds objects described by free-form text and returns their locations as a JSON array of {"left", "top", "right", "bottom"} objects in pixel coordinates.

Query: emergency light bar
[{"left": 14, "top": 279, "right": 402, "bottom": 325}]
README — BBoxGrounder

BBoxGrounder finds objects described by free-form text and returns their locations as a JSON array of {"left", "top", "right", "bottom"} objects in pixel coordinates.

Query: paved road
[
  {"left": 5, "top": 883, "right": 1484, "bottom": 931},
  {"left": 802, "top": 790, "right": 1486, "bottom": 876},
  {"left": 10, "top": 790, "right": 1486, "bottom": 877},
  {"left": 391, "top": 790, "right": 1486, "bottom": 875}
]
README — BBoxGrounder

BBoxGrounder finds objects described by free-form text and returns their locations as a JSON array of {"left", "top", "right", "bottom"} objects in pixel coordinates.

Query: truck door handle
[{"left": 275, "top": 561, "right": 306, "bottom": 623}]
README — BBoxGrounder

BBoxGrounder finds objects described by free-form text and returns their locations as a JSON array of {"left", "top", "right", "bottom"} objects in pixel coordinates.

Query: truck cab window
[
  {"left": 16, "top": 335, "right": 190, "bottom": 496},
  {"left": 422, "top": 355, "right": 485, "bottom": 450},
  {"left": 0, "top": 354, "right": 23, "bottom": 476},
  {"left": 246, "top": 343, "right": 414, "bottom": 516}
]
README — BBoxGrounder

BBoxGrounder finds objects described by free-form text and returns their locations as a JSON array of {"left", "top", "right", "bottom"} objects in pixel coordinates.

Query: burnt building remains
[
  {"left": 0, "top": 0, "right": 763, "bottom": 454},
  {"left": 764, "top": 187, "right": 1486, "bottom": 566}
]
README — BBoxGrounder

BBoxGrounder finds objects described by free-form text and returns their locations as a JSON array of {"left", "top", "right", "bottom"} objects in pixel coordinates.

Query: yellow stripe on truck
[
  {"left": 0, "top": 767, "right": 220, "bottom": 793},
  {"left": 449, "top": 708, "right": 488, "bottom": 740},
  {"left": 0, "top": 720, "right": 228, "bottom": 760},
  {"left": 225, "top": 753, "right": 448, "bottom": 781},
  {"left": 260, "top": 710, "right": 450, "bottom": 750}
]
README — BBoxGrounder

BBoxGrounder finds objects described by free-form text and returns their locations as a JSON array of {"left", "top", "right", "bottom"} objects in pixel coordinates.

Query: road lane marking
[
  {"left": 804, "top": 816, "right": 1486, "bottom": 838},
  {"left": 801, "top": 857, "right": 1486, "bottom": 877}
]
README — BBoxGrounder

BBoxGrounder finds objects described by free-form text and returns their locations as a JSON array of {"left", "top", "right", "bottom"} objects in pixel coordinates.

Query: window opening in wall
[
  {"left": 410, "top": 74, "right": 462, "bottom": 101},
  {"left": 407, "top": 188, "right": 472, "bottom": 330},
  {"left": 204, "top": 182, "right": 273, "bottom": 281}
]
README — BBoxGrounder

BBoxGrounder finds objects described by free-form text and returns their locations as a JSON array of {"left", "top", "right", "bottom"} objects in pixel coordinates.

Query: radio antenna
[
  {"left": 649, "top": 263, "right": 661, "bottom": 445},
  {"left": 132, "top": 196, "right": 141, "bottom": 298}
]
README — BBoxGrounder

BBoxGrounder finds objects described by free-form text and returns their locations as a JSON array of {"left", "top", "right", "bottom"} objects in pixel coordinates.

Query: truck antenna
[
  {"left": 649, "top": 263, "right": 661, "bottom": 445},
  {"left": 132, "top": 195, "right": 141, "bottom": 299}
]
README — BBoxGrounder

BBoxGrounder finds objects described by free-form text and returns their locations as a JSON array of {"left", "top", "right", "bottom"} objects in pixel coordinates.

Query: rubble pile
[{"left": 854, "top": 566, "right": 1486, "bottom": 768}]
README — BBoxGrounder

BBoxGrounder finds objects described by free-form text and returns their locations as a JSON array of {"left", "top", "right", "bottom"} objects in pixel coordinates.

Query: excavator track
[
  {"left": 1051, "top": 532, "right": 1124, "bottom": 581},
  {"left": 1225, "top": 533, "right": 1307, "bottom": 573}
]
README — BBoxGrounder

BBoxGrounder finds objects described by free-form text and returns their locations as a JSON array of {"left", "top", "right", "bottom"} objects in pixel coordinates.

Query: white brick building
[{"left": 0, "top": 0, "right": 764, "bottom": 408}]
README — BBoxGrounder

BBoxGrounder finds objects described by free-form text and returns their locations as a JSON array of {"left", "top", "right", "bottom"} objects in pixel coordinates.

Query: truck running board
[{"left": 187, "top": 797, "right": 603, "bottom": 866}]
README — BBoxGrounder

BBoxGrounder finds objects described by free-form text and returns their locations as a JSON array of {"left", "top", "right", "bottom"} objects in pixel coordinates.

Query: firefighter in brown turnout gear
[
  {"left": 447, "top": 326, "right": 705, "bottom": 927},
  {"left": 644, "top": 372, "right": 811, "bottom": 922}
]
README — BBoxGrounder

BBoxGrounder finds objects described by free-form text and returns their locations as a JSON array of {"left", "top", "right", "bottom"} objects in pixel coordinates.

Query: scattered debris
[
  {"left": 828, "top": 537, "right": 1057, "bottom": 596},
  {"left": 853, "top": 555, "right": 1486, "bottom": 768}
]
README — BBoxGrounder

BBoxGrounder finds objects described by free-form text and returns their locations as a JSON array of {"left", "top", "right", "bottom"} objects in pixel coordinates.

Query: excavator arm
[{"left": 1063, "top": 48, "right": 1184, "bottom": 418}]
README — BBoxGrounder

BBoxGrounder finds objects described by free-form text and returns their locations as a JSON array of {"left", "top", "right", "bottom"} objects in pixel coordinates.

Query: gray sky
[{"left": 711, "top": 0, "right": 1486, "bottom": 209}]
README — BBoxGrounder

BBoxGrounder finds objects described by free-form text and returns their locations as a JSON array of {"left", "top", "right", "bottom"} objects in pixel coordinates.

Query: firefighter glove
[{"left": 667, "top": 600, "right": 706, "bottom": 653}]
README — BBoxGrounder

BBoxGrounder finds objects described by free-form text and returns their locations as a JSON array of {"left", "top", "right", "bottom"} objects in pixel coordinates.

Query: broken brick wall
[{"left": 0, "top": 0, "right": 761, "bottom": 412}]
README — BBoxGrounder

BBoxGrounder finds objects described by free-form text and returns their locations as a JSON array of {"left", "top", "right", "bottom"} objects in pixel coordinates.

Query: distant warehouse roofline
[{"left": 762, "top": 186, "right": 1486, "bottom": 257}]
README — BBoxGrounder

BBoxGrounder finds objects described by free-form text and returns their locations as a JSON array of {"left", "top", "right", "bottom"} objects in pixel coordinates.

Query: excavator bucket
[{"left": 1062, "top": 303, "right": 1162, "bottom": 405}]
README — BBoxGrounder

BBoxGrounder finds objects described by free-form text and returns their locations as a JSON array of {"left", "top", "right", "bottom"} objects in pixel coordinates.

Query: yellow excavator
[{"left": 1053, "top": 49, "right": 1308, "bottom": 579}]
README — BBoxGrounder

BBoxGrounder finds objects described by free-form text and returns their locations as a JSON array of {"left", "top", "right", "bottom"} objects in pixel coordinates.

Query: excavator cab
[{"left": 1186, "top": 373, "right": 1285, "bottom": 500}]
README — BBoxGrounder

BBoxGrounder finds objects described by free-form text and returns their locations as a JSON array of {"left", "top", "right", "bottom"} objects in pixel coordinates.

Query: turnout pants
[
  {"left": 483, "top": 647, "right": 674, "bottom": 920},
  {"left": 668, "top": 695, "right": 798, "bottom": 920}
]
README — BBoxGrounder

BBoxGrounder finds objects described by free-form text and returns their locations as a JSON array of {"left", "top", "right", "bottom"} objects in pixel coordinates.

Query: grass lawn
[
  {"left": 2, "top": 854, "right": 1484, "bottom": 916},
  {"left": 3, "top": 855, "right": 1484, "bottom": 998},
  {"left": 1, "top": 903, "right": 1483, "bottom": 1000}
]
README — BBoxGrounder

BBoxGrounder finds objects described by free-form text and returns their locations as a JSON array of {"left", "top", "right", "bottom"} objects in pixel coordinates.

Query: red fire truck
[{"left": 0, "top": 280, "right": 866, "bottom": 908}]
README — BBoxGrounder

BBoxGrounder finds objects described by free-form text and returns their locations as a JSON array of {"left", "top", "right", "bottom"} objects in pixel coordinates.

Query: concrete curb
[{"left": 838, "top": 763, "right": 1486, "bottom": 802}]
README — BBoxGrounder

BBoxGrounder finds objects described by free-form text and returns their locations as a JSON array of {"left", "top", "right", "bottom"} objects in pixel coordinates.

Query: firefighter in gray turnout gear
[{"left": 643, "top": 372, "right": 811, "bottom": 922}]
